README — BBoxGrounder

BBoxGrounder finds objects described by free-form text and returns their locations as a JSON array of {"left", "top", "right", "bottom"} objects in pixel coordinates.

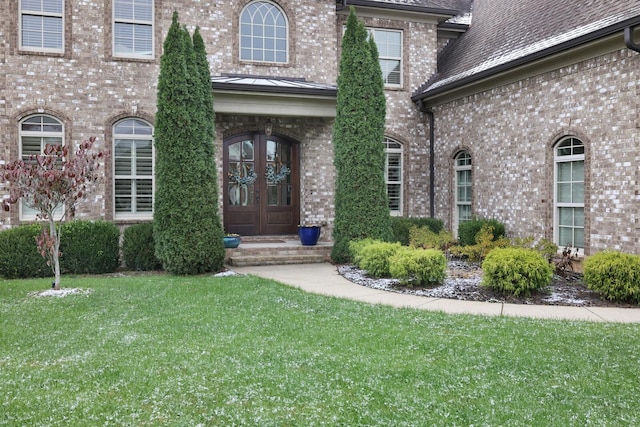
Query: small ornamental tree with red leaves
[{"left": 1, "top": 137, "right": 108, "bottom": 289}]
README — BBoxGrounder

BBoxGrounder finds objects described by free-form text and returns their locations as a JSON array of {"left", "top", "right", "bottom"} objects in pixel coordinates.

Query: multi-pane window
[
  {"left": 383, "top": 137, "right": 403, "bottom": 215},
  {"left": 19, "top": 115, "right": 64, "bottom": 219},
  {"left": 240, "top": 1, "right": 288, "bottom": 63},
  {"left": 20, "top": 0, "right": 64, "bottom": 52},
  {"left": 113, "top": 0, "right": 153, "bottom": 58},
  {"left": 455, "top": 151, "right": 472, "bottom": 232},
  {"left": 368, "top": 28, "right": 402, "bottom": 87},
  {"left": 555, "top": 137, "right": 585, "bottom": 249},
  {"left": 113, "top": 119, "right": 154, "bottom": 218}
]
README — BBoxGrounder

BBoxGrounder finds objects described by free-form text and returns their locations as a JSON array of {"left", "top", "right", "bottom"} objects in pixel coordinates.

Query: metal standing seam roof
[
  {"left": 414, "top": 0, "right": 640, "bottom": 101},
  {"left": 211, "top": 75, "right": 338, "bottom": 97}
]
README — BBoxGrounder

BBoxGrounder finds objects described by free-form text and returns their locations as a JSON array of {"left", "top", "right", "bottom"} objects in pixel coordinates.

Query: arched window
[
  {"left": 240, "top": 1, "right": 288, "bottom": 63},
  {"left": 113, "top": 118, "right": 154, "bottom": 218},
  {"left": 383, "top": 137, "right": 403, "bottom": 215},
  {"left": 19, "top": 114, "right": 64, "bottom": 220},
  {"left": 454, "top": 151, "right": 472, "bottom": 233},
  {"left": 554, "top": 137, "right": 584, "bottom": 250}
]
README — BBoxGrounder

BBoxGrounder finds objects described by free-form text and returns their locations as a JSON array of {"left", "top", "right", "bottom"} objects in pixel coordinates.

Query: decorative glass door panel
[
  {"left": 224, "top": 133, "right": 298, "bottom": 235},
  {"left": 265, "top": 140, "right": 292, "bottom": 206},
  {"left": 227, "top": 140, "right": 256, "bottom": 207}
]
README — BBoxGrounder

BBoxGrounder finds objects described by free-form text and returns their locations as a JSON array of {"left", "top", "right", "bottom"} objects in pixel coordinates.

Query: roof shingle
[{"left": 416, "top": 0, "right": 640, "bottom": 99}]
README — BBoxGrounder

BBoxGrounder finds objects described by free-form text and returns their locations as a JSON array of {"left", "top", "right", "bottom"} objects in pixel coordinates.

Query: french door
[{"left": 223, "top": 133, "right": 299, "bottom": 235}]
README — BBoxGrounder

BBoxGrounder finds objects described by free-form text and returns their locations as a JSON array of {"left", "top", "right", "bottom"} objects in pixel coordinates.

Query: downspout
[
  {"left": 624, "top": 25, "right": 640, "bottom": 53},
  {"left": 418, "top": 99, "right": 436, "bottom": 218}
]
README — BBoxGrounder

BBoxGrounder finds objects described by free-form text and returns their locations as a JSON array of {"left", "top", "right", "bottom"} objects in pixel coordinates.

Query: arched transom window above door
[{"left": 240, "top": 1, "right": 288, "bottom": 63}]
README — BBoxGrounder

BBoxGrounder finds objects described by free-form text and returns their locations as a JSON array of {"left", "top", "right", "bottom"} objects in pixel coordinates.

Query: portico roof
[{"left": 211, "top": 75, "right": 337, "bottom": 118}]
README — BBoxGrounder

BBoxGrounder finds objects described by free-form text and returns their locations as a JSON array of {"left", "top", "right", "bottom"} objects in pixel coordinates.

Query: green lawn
[{"left": 1, "top": 274, "right": 639, "bottom": 426}]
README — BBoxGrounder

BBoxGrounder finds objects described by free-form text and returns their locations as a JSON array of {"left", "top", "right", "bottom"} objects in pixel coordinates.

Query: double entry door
[{"left": 223, "top": 133, "right": 299, "bottom": 236}]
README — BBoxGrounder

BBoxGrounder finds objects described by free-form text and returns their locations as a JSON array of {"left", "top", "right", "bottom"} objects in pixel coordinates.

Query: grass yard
[{"left": 1, "top": 273, "right": 639, "bottom": 426}]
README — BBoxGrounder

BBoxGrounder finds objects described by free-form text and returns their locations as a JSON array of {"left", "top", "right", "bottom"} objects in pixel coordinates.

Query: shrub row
[
  {"left": 349, "top": 239, "right": 446, "bottom": 287},
  {"left": 0, "top": 224, "right": 50, "bottom": 279},
  {"left": 0, "top": 221, "right": 163, "bottom": 279},
  {"left": 584, "top": 251, "right": 640, "bottom": 303},
  {"left": 59, "top": 220, "right": 120, "bottom": 274},
  {"left": 481, "top": 247, "right": 554, "bottom": 296},
  {"left": 122, "top": 223, "right": 162, "bottom": 271},
  {"left": 390, "top": 217, "right": 443, "bottom": 246},
  {"left": 458, "top": 218, "right": 506, "bottom": 247}
]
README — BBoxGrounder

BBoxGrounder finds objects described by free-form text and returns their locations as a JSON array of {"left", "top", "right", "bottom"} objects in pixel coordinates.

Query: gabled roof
[{"left": 413, "top": 0, "right": 640, "bottom": 103}]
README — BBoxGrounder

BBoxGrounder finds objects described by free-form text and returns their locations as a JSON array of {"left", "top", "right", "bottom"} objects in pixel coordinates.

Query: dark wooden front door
[{"left": 223, "top": 133, "right": 299, "bottom": 236}]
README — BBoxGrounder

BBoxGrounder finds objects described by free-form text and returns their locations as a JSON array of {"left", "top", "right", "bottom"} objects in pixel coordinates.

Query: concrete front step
[
  {"left": 228, "top": 253, "right": 328, "bottom": 266},
  {"left": 225, "top": 236, "right": 332, "bottom": 266}
]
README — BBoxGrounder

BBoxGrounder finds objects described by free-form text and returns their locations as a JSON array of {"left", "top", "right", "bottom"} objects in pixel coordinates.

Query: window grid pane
[
  {"left": 114, "top": 0, "right": 153, "bottom": 57},
  {"left": 114, "top": 120, "right": 154, "bottom": 216},
  {"left": 383, "top": 138, "right": 403, "bottom": 214},
  {"left": 455, "top": 151, "right": 473, "bottom": 230},
  {"left": 370, "top": 28, "right": 402, "bottom": 86},
  {"left": 240, "top": 2, "right": 287, "bottom": 63},
  {"left": 555, "top": 137, "right": 585, "bottom": 249},
  {"left": 19, "top": 115, "right": 64, "bottom": 220},
  {"left": 21, "top": 2, "right": 63, "bottom": 51}
]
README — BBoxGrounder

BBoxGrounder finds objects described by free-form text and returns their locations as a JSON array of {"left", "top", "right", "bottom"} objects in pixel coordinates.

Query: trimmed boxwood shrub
[
  {"left": 391, "top": 217, "right": 443, "bottom": 246},
  {"left": 122, "top": 223, "right": 162, "bottom": 271},
  {"left": 583, "top": 251, "right": 640, "bottom": 303},
  {"left": 458, "top": 218, "right": 506, "bottom": 247},
  {"left": 358, "top": 241, "right": 403, "bottom": 278},
  {"left": 0, "top": 224, "right": 50, "bottom": 279},
  {"left": 409, "top": 226, "right": 454, "bottom": 250},
  {"left": 349, "top": 238, "right": 382, "bottom": 268},
  {"left": 60, "top": 220, "right": 120, "bottom": 274},
  {"left": 481, "top": 247, "right": 553, "bottom": 296},
  {"left": 389, "top": 248, "right": 447, "bottom": 286}
]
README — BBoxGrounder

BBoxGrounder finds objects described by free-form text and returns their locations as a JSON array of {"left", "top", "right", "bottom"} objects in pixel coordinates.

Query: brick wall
[
  {"left": 431, "top": 48, "right": 640, "bottom": 254},
  {"left": 0, "top": 0, "right": 439, "bottom": 235}
]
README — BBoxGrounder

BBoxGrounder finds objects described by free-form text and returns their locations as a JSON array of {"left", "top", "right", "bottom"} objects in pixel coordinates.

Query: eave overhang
[
  {"left": 211, "top": 75, "right": 338, "bottom": 118},
  {"left": 336, "top": 0, "right": 461, "bottom": 24},
  {"left": 413, "top": 15, "right": 640, "bottom": 108}
]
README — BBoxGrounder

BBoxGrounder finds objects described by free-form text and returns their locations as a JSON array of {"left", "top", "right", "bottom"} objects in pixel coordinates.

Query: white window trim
[
  {"left": 19, "top": 0, "right": 65, "bottom": 53},
  {"left": 18, "top": 115, "right": 65, "bottom": 221},
  {"left": 367, "top": 27, "right": 403, "bottom": 88},
  {"left": 454, "top": 151, "right": 472, "bottom": 236},
  {"left": 553, "top": 137, "right": 585, "bottom": 254},
  {"left": 383, "top": 137, "right": 403, "bottom": 216},
  {"left": 239, "top": 0, "right": 289, "bottom": 64},
  {"left": 113, "top": 119, "right": 155, "bottom": 220},
  {"left": 112, "top": 0, "right": 154, "bottom": 59}
]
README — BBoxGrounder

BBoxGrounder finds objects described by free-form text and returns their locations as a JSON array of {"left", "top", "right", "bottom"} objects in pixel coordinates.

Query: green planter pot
[{"left": 223, "top": 236, "right": 241, "bottom": 248}]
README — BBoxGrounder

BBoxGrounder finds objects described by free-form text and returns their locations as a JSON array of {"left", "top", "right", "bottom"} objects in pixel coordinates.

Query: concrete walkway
[{"left": 229, "top": 262, "right": 640, "bottom": 324}]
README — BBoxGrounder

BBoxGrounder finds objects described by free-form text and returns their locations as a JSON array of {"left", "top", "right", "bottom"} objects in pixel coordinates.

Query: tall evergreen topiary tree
[
  {"left": 192, "top": 26, "right": 225, "bottom": 267},
  {"left": 331, "top": 8, "right": 392, "bottom": 263},
  {"left": 154, "top": 12, "right": 225, "bottom": 274}
]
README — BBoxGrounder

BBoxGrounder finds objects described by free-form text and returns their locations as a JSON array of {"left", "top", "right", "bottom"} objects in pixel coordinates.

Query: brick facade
[
  {"left": 2, "top": 0, "right": 639, "bottom": 255},
  {"left": 0, "top": 0, "right": 438, "bottom": 241},
  {"left": 430, "top": 48, "right": 640, "bottom": 254}
]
